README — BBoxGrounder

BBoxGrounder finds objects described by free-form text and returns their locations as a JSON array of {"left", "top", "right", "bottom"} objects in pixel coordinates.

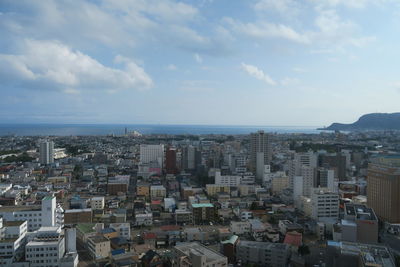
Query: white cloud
[
  {"left": 292, "top": 67, "right": 308, "bottom": 73},
  {"left": 166, "top": 64, "right": 177, "bottom": 71},
  {"left": 0, "top": 39, "right": 153, "bottom": 93},
  {"left": 241, "top": 63, "right": 276, "bottom": 85},
  {"left": 194, "top": 53, "right": 203, "bottom": 63},
  {"left": 224, "top": 17, "right": 310, "bottom": 44}
]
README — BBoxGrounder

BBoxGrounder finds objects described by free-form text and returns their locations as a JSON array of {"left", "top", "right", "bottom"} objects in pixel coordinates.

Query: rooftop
[
  {"left": 175, "top": 242, "right": 226, "bottom": 263},
  {"left": 4, "top": 220, "right": 26, "bottom": 227},
  {"left": 191, "top": 203, "right": 214, "bottom": 208},
  {"left": 88, "top": 235, "right": 109, "bottom": 244},
  {"left": 76, "top": 223, "right": 96, "bottom": 234}
]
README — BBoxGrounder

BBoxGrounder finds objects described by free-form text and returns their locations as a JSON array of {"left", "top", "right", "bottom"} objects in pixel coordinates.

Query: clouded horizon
[{"left": 1, "top": 0, "right": 400, "bottom": 126}]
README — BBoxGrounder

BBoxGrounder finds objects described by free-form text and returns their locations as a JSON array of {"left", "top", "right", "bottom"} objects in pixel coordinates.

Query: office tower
[
  {"left": 140, "top": 144, "right": 164, "bottom": 168},
  {"left": 341, "top": 204, "right": 378, "bottom": 243},
  {"left": 367, "top": 156, "right": 400, "bottom": 223},
  {"left": 250, "top": 131, "right": 272, "bottom": 179},
  {"left": 316, "top": 168, "right": 335, "bottom": 192},
  {"left": 319, "top": 153, "right": 347, "bottom": 181},
  {"left": 165, "top": 147, "right": 177, "bottom": 174},
  {"left": 182, "top": 145, "right": 201, "bottom": 171},
  {"left": 288, "top": 151, "right": 317, "bottom": 189},
  {"left": 39, "top": 140, "right": 54, "bottom": 165},
  {"left": 311, "top": 188, "right": 339, "bottom": 221}
]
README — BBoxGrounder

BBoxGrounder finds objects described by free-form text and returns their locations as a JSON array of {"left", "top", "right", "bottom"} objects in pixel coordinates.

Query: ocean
[{"left": 0, "top": 124, "right": 324, "bottom": 136}]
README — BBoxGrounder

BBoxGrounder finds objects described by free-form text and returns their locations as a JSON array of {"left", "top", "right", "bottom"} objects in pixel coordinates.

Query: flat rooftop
[
  {"left": 4, "top": 221, "right": 26, "bottom": 226},
  {"left": 0, "top": 205, "right": 41, "bottom": 212},
  {"left": 175, "top": 242, "right": 226, "bottom": 263}
]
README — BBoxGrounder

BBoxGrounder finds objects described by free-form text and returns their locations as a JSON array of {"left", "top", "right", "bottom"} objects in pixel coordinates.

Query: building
[
  {"left": 135, "top": 213, "right": 153, "bottom": 226},
  {"left": 230, "top": 221, "right": 251, "bottom": 235},
  {"left": 107, "top": 183, "right": 128, "bottom": 195},
  {"left": 250, "top": 131, "right": 272, "bottom": 180},
  {"left": 220, "top": 235, "right": 239, "bottom": 264},
  {"left": 39, "top": 140, "right": 54, "bottom": 165},
  {"left": 165, "top": 147, "right": 178, "bottom": 174},
  {"left": 64, "top": 209, "right": 92, "bottom": 224},
  {"left": 140, "top": 144, "right": 164, "bottom": 168},
  {"left": 175, "top": 209, "right": 193, "bottom": 225},
  {"left": 271, "top": 175, "right": 289, "bottom": 195},
  {"left": 25, "top": 226, "right": 78, "bottom": 267},
  {"left": 136, "top": 182, "right": 150, "bottom": 197},
  {"left": 214, "top": 171, "right": 255, "bottom": 187},
  {"left": 90, "top": 197, "right": 105, "bottom": 210},
  {"left": 236, "top": 240, "right": 289, "bottom": 267},
  {"left": 0, "top": 218, "right": 28, "bottom": 265},
  {"left": 311, "top": 188, "right": 339, "bottom": 221},
  {"left": 173, "top": 242, "right": 228, "bottom": 267},
  {"left": 367, "top": 157, "right": 400, "bottom": 222},
  {"left": 341, "top": 204, "right": 378, "bottom": 243},
  {"left": 191, "top": 203, "right": 217, "bottom": 224},
  {"left": 319, "top": 153, "right": 347, "bottom": 181},
  {"left": 206, "top": 184, "right": 230, "bottom": 196},
  {"left": 316, "top": 168, "right": 335, "bottom": 192},
  {"left": 0, "top": 195, "right": 63, "bottom": 232},
  {"left": 181, "top": 145, "right": 201, "bottom": 171},
  {"left": 109, "top": 223, "right": 131, "bottom": 239},
  {"left": 288, "top": 151, "right": 318, "bottom": 189},
  {"left": 150, "top": 185, "right": 166, "bottom": 199},
  {"left": 87, "top": 235, "right": 111, "bottom": 260}
]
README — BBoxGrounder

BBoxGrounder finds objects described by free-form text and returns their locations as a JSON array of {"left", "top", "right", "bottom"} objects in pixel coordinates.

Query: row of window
[{"left": 27, "top": 247, "right": 57, "bottom": 252}]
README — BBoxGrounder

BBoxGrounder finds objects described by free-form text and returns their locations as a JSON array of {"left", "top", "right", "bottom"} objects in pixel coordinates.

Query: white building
[
  {"left": 0, "top": 218, "right": 28, "bottom": 266},
  {"left": 39, "top": 141, "right": 54, "bottom": 165},
  {"left": 109, "top": 223, "right": 131, "bottom": 239},
  {"left": 288, "top": 151, "right": 317, "bottom": 189},
  {"left": 140, "top": 144, "right": 164, "bottom": 168},
  {"left": 26, "top": 226, "right": 78, "bottom": 267},
  {"left": 230, "top": 221, "right": 251, "bottom": 235},
  {"left": 0, "top": 195, "right": 63, "bottom": 232},
  {"left": 311, "top": 188, "right": 339, "bottom": 221},
  {"left": 214, "top": 171, "right": 255, "bottom": 187},
  {"left": 135, "top": 213, "right": 153, "bottom": 226},
  {"left": 90, "top": 197, "right": 105, "bottom": 210}
]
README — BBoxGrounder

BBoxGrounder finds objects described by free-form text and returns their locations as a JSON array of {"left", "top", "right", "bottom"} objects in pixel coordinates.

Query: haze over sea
[{"left": 0, "top": 124, "right": 323, "bottom": 136}]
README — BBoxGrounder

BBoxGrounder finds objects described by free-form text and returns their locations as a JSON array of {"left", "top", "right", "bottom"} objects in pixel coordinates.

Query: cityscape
[{"left": 1, "top": 0, "right": 400, "bottom": 267}]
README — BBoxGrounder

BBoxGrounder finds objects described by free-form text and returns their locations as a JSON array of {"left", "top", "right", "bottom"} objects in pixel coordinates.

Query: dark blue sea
[{"left": 0, "top": 124, "right": 323, "bottom": 136}]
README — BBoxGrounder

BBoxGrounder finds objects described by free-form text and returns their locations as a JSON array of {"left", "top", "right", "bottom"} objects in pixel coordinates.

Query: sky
[{"left": 1, "top": 0, "right": 400, "bottom": 126}]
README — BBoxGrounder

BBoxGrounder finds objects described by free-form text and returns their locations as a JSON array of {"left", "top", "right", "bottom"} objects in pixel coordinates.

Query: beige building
[
  {"left": 150, "top": 185, "right": 166, "bottom": 199},
  {"left": 91, "top": 197, "right": 105, "bottom": 210},
  {"left": 206, "top": 184, "right": 230, "bottom": 196},
  {"left": 87, "top": 235, "right": 110, "bottom": 260},
  {"left": 367, "top": 158, "right": 400, "bottom": 223},
  {"left": 271, "top": 176, "right": 289, "bottom": 195},
  {"left": 136, "top": 183, "right": 150, "bottom": 197}
]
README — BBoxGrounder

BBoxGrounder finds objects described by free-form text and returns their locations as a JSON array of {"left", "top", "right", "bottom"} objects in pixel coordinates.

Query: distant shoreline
[{"left": 0, "top": 124, "right": 323, "bottom": 136}]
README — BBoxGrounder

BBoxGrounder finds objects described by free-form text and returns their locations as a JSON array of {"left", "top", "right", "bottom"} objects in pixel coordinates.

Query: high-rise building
[
  {"left": 182, "top": 145, "right": 201, "bottom": 171},
  {"left": 140, "top": 144, "right": 164, "bottom": 168},
  {"left": 310, "top": 188, "right": 339, "bottom": 221},
  {"left": 165, "top": 147, "right": 177, "bottom": 174},
  {"left": 288, "top": 151, "right": 317, "bottom": 189},
  {"left": 319, "top": 153, "right": 347, "bottom": 181},
  {"left": 39, "top": 140, "right": 54, "bottom": 165},
  {"left": 250, "top": 131, "right": 272, "bottom": 179},
  {"left": 367, "top": 156, "right": 400, "bottom": 223},
  {"left": 316, "top": 168, "right": 335, "bottom": 192}
]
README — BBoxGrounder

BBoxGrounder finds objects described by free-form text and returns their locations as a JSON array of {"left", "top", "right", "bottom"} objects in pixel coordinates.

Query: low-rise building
[
  {"left": 236, "top": 241, "right": 290, "bottom": 267},
  {"left": 64, "top": 209, "right": 92, "bottom": 224},
  {"left": 87, "top": 235, "right": 110, "bottom": 260},
  {"left": 191, "top": 203, "right": 217, "bottom": 224},
  {"left": 90, "top": 197, "right": 105, "bottom": 210},
  {"left": 173, "top": 242, "right": 228, "bottom": 267}
]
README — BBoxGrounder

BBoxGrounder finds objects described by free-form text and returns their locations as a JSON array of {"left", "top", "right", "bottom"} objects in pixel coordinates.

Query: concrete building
[
  {"left": 311, "top": 188, "right": 339, "bottom": 221},
  {"left": 150, "top": 185, "right": 166, "bottom": 199},
  {"left": 135, "top": 213, "right": 153, "bottom": 226},
  {"left": 236, "top": 240, "right": 290, "bottom": 267},
  {"left": 0, "top": 195, "right": 63, "bottom": 232},
  {"left": 0, "top": 218, "right": 28, "bottom": 265},
  {"left": 175, "top": 209, "right": 193, "bottom": 225},
  {"left": 367, "top": 156, "right": 400, "bottom": 222},
  {"left": 136, "top": 182, "right": 150, "bottom": 198},
  {"left": 26, "top": 226, "right": 78, "bottom": 267},
  {"left": 39, "top": 140, "right": 54, "bottom": 165},
  {"left": 214, "top": 171, "right": 255, "bottom": 187},
  {"left": 140, "top": 144, "right": 164, "bottom": 168},
  {"left": 109, "top": 223, "right": 131, "bottom": 239},
  {"left": 90, "top": 197, "right": 105, "bottom": 210},
  {"left": 316, "top": 168, "right": 335, "bottom": 192},
  {"left": 230, "top": 221, "right": 251, "bottom": 235},
  {"left": 165, "top": 147, "right": 178, "bottom": 174},
  {"left": 206, "top": 184, "right": 230, "bottom": 196},
  {"left": 64, "top": 209, "right": 92, "bottom": 224},
  {"left": 341, "top": 204, "right": 379, "bottom": 243},
  {"left": 250, "top": 131, "right": 272, "bottom": 180},
  {"left": 173, "top": 242, "right": 228, "bottom": 267},
  {"left": 191, "top": 203, "right": 217, "bottom": 224},
  {"left": 87, "top": 235, "right": 110, "bottom": 260},
  {"left": 288, "top": 151, "right": 318, "bottom": 189}
]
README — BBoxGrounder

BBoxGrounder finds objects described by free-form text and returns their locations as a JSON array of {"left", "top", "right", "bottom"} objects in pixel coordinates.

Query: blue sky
[{"left": 1, "top": 0, "right": 400, "bottom": 126}]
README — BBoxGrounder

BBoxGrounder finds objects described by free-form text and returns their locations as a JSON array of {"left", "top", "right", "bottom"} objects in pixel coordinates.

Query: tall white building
[
  {"left": 250, "top": 131, "right": 272, "bottom": 178},
  {"left": 25, "top": 226, "right": 78, "bottom": 267},
  {"left": 39, "top": 141, "right": 54, "bottom": 165},
  {"left": 0, "top": 218, "right": 28, "bottom": 266},
  {"left": 311, "top": 188, "right": 339, "bottom": 221},
  {"left": 140, "top": 144, "right": 164, "bottom": 168},
  {"left": 214, "top": 171, "right": 255, "bottom": 186},
  {"left": 301, "top": 166, "right": 315, "bottom": 197},
  {"left": 288, "top": 151, "right": 318, "bottom": 189}
]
